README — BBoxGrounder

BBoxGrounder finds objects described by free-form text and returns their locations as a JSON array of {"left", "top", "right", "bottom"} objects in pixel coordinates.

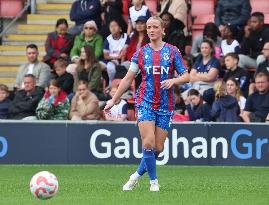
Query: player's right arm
[{"left": 104, "top": 69, "right": 136, "bottom": 111}]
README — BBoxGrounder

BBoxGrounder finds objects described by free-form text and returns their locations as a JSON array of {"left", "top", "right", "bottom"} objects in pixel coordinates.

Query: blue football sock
[
  {"left": 154, "top": 151, "right": 160, "bottom": 159},
  {"left": 143, "top": 149, "right": 157, "bottom": 180},
  {"left": 137, "top": 158, "right": 147, "bottom": 176}
]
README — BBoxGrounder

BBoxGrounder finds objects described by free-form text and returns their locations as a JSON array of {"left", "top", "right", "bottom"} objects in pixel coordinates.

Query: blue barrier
[{"left": 0, "top": 121, "right": 269, "bottom": 166}]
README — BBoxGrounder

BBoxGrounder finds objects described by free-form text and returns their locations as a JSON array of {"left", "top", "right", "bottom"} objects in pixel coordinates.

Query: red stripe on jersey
[
  {"left": 137, "top": 49, "right": 146, "bottom": 105},
  {"left": 152, "top": 50, "right": 161, "bottom": 110},
  {"left": 168, "top": 47, "right": 175, "bottom": 112}
]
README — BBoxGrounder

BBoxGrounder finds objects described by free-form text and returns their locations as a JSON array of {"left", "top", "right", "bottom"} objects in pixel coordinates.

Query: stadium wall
[{"left": 0, "top": 121, "right": 268, "bottom": 166}]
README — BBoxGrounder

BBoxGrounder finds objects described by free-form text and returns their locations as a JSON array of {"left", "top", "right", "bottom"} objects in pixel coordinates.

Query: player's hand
[
  {"left": 161, "top": 79, "right": 175, "bottom": 89},
  {"left": 104, "top": 99, "right": 115, "bottom": 111}
]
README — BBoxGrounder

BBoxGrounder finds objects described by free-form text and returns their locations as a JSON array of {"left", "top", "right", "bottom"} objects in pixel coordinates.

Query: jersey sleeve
[
  {"left": 173, "top": 47, "right": 188, "bottom": 75},
  {"left": 103, "top": 38, "right": 110, "bottom": 53}
]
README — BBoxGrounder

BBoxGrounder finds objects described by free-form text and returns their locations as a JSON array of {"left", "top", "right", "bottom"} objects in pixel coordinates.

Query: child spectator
[
  {"left": 53, "top": 59, "right": 74, "bottom": 95},
  {"left": 74, "top": 45, "right": 104, "bottom": 100},
  {"left": 43, "top": 18, "right": 74, "bottom": 69},
  {"left": 127, "top": 0, "right": 151, "bottom": 36},
  {"left": 36, "top": 79, "right": 70, "bottom": 120},
  {"left": 211, "top": 80, "right": 241, "bottom": 122},
  {"left": 105, "top": 84, "right": 127, "bottom": 121},
  {"left": 223, "top": 52, "right": 249, "bottom": 95},
  {"left": 185, "top": 89, "right": 211, "bottom": 121},
  {"left": 102, "top": 19, "right": 129, "bottom": 86},
  {"left": 0, "top": 84, "right": 10, "bottom": 119},
  {"left": 226, "top": 78, "right": 246, "bottom": 111},
  {"left": 221, "top": 25, "right": 240, "bottom": 56},
  {"left": 69, "top": 80, "right": 100, "bottom": 120}
]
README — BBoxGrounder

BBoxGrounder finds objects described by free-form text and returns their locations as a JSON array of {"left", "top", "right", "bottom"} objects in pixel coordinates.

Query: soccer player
[{"left": 104, "top": 16, "right": 189, "bottom": 192}]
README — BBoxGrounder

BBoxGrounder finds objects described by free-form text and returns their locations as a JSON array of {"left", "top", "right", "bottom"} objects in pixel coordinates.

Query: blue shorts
[{"left": 136, "top": 106, "right": 173, "bottom": 131}]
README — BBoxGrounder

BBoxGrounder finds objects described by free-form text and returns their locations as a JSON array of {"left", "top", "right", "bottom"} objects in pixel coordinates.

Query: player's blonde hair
[{"left": 147, "top": 16, "right": 164, "bottom": 28}]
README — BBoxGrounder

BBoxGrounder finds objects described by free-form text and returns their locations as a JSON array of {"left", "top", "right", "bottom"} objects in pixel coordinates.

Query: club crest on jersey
[
  {"left": 145, "top": 66, "right": 169, "bottom": 75},
  {"left": 163, "top": 53, "right": 169, "bottom": 61}
]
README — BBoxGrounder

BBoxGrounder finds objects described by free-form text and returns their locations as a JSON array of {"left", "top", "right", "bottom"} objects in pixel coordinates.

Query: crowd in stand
[{"left": 0, "top": 0, "right": 268, "bottom": 123}]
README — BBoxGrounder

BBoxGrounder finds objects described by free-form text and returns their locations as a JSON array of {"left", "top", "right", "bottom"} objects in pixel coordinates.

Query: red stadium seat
[
  {"left": 191, "top": 0, "right": 215, "bottom": 17},
  {"left": 265, "top": 14, "right": 269, "bottom": 24},
  {"left": 192, "top": 14, "right": 215, "bottom": 30},
  {"left": 0, "top": 0, "right": 23, "bottom": 17},
  {"left": 250, "top": 0, "right": 269, "bottom": 14},
  {"left": 145, "top": 0, "right": 157, "bottom": 14}
]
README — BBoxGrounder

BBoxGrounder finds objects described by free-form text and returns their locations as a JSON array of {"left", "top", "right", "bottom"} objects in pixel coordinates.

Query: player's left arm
[{"left": 161, "top": 47, "right": 189, "bottom": 89}]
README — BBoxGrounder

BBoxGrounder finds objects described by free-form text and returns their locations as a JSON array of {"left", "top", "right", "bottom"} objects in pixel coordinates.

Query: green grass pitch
[{"left": 0, "top": 165, "right": 268, "bottom": 205}]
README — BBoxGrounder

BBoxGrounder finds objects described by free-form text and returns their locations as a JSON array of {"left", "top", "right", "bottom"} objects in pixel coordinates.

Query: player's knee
[{"left": 142, "top": 138, "right": 155, "bottom": 149}]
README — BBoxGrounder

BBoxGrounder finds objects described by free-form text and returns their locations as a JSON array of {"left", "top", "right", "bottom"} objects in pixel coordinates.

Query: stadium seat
[
  {"left": 265, "top": 14, "right": 269, "bottom": 24},
  {"left": 250, "top": 0, "right": 269, "bottom": 14},
  {"left": 192, "top": 14, "right": 215, "bottom": 30},
  {"left": 191, "top": 0, "right": 215, "bottom": 17},
  {"left": 144, "top": 0, "right": 157, "bottom": 14},
  {"left": 0, "top": 0, "right": 23, "bottom": 17}
]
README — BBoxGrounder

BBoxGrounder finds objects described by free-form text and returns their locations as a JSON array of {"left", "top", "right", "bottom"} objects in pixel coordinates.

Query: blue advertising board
[{"left": 0, "top": 121, "right": 268, "bottom": 165}]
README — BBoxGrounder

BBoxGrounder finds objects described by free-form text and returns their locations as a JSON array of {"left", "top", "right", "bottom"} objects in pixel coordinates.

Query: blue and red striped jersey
[{"left": 131, "top": 43, "right": 188, "bottom": 113}]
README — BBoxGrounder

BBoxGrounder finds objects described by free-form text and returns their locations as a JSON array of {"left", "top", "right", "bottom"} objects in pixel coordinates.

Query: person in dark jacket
[
  {"left": 239, "top": 12, "right": 269, "bottom": 69},
  {"left": 8, "top": 74, "right": 44, "bottom": 120},
  {"left": 52, "top": 59, "right": 74, "bottom": 95},
  {"left": 215, "top": 0, "right": 251, "bottom": 41},
  {"left": 186, "top": 89, "right": 211, "bottom": 121},
  {"left": 0, "top": 84, "right": 10, "bottom": 119},
  {"left": 160, "top": 12, "right": 186, "bottom": 55},
  {"left": 43, "top": 18, "right": 74, "bottom": 69},
  {"left": 69, "top": 0, "right": 102, "bottom": 35},
  {"left": 211, "top": 80, "right": 241, "bottom": 122},
  {"left": 255, "top": 42, "right": 269, "bottom": 76}
]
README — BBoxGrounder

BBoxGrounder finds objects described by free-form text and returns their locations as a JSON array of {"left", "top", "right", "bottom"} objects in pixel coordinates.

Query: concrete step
[
  {"left": 27, "top": 14, "right": 73, "bottom": 25},
  {"left": 4, "top": 34, "right": 47, "bottom": 42},
  {"left": 17, "top": 24, "right": 54, "bottom": 34},
  {"left": 0, "top": 66, "right": 18, "bottom": 73},
  {"left": 0, "top": 50, "right": 46, "bottom": 56},
  {"left": 37, "top": 3, "right": 71, "bottom": 14},
  {"left": 0, "top": 77, "right": 16, "bottom": 84},
  {"left": 2, "top": 41, "right": 44, "bottom": 46},
  {"left": 47, "top": 0, "right": 73, "bottom": 3},
  {"left": 0, "top": 45, "right": 45, "bottom": 52},
  {"left": 0, "top": 56, "right": 43, "bottom": 66}
]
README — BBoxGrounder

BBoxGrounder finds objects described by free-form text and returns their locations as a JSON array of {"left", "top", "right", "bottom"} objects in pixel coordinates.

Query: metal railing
[{"left": 0, "top": 0, "right": 36, "bottom": 44}]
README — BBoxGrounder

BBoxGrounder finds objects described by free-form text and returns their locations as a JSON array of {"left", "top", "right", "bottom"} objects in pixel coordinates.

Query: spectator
[
  {"left": 125, "top": 16, "right": 149, "bottom": 62},
  {"left": 100, "top": 0, "right": 127, "bottom": 40},
  {"left": 191, "top": 22, "right": 222, "bottom": 58},
  {"left": 0, "top": 84, "right": 10, "bottom": 119},
  {"left": 9, "top": 74, "right": 44, "bottom": 120},
  {"left": 15, "top": 44, "right": 51, "bottom": 89},
  {"left": 211, "top": 80, "right": 241, "bottom": 122},
  {"left": 184, "top": 39, "right": 221, "bottom": 98},
  {"left": 241, "top": 72, "right": 269, "bottom": 122},
  {"left": 70, "top": 21, "right": 103, "bottom": 63},
  {"left": 221, "top": 25, "right": 240, "bottom": 56},
  {"left": 69, "top": 80, "right": 100, "bottom": 120},
  {"left": 215, "top": 0, "right": 251, "bottom": 41},
  {"left": 127, "top": 0, "right": 151, "bottom": 36},
  {"left": 223, "top": 52, "right": 249, "bottom": 95},
  {"left": 52, "top": 59, "right": 74, "bottom": 95},
  {"left": 226, "top": 78, "right": 246, "bottom": 111},
  {"left": 69, "top": 0, "right": 102, "bottom": 35},
  {"left": 239, "top": 12, "right": 269, "bottom": 69},
  {"left": 104, "top": 84, "right": 127, "bottom": 121},
  {"left": 43, "top": 18, "right": 74, "bottom": 69},
  {"left": 158, "top": 0, "right": 188, "bottom": 35},
  {"left": 102, "top": 19, "right": 129, "bottom": 86},
  {"left": 185, "top": 88, "right": 211, "bottom": 121},
  {"left": 255, "top": 42, "right": 269, "bottom": 76},
  {"left": 36, "top": 79, "right": 70, "bottom": 120},
  {"left": 174, "top": 85, "right": 186, "bottom": 115},
  {"left": 74, "top": 45, "right": 104, "bottom": 100},
  {"left": 160, "top": 12, "right": 186, "bottom": 55}
]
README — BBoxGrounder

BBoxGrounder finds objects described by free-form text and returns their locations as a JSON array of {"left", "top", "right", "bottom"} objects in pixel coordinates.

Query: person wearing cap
[
  {"left": 69, "top": 0, "right": 102, "bottom": 35},
  {"left": 70, "top": 20, "right": 103, "bottom": 63}
]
